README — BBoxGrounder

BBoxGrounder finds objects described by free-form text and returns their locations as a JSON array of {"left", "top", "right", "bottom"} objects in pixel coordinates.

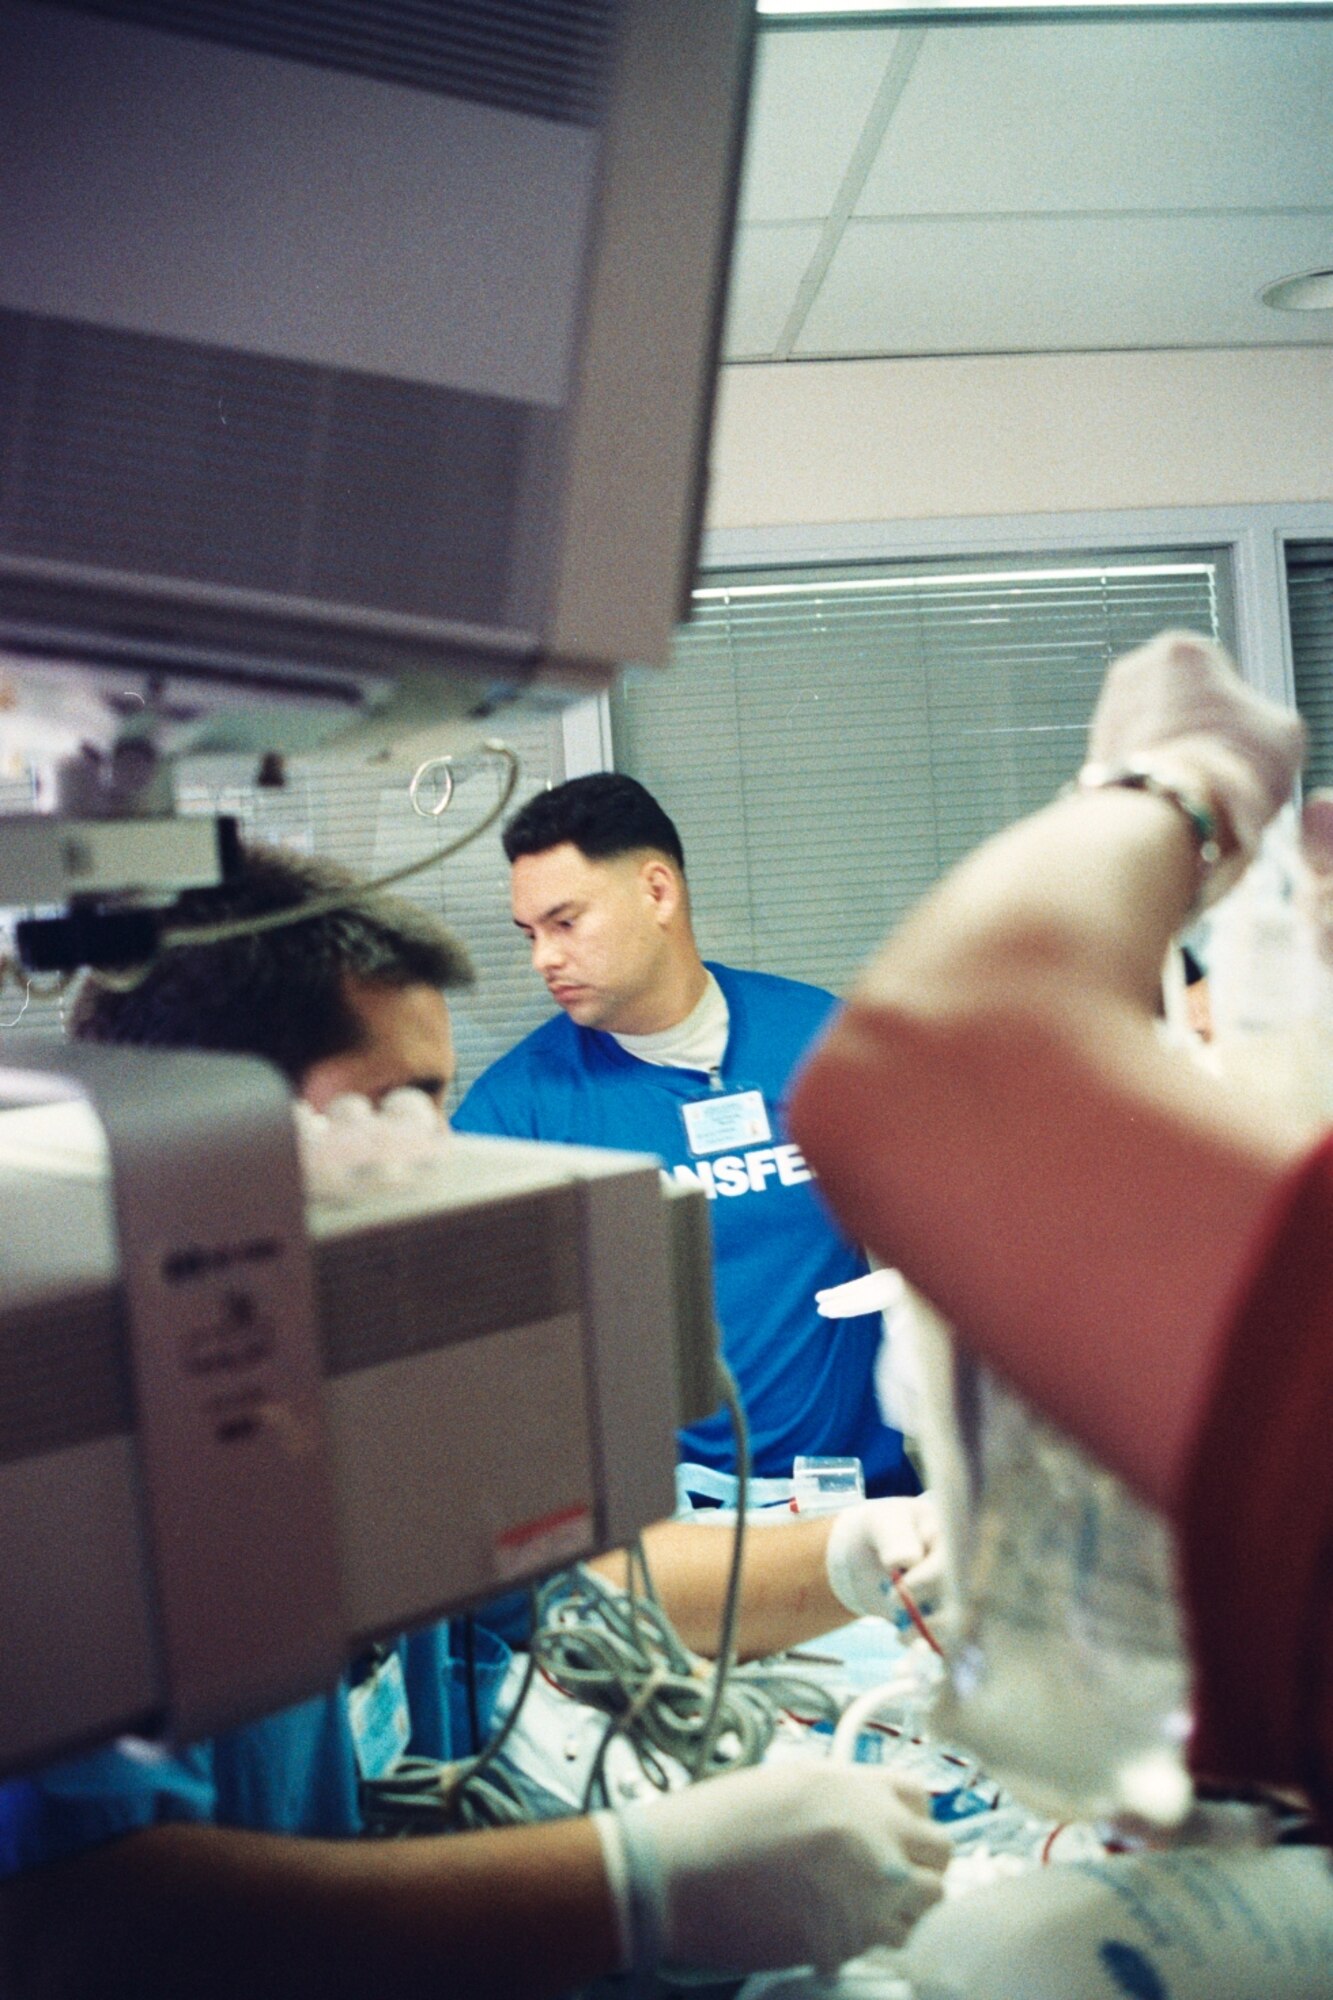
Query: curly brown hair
[{"left": 71, "top": 842, "right": 472, "bottom": 1088}]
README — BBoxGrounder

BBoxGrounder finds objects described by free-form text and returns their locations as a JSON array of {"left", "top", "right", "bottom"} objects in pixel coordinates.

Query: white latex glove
[
  {"left": 595, "top": 1762, "right": 949, "bottom": 1978},
  {"left": 1086, "top": 629, "right": 1305, "bottom": 888},
  {"left": 825, "top": 1493, "right": 943, "bottom": 1620}
]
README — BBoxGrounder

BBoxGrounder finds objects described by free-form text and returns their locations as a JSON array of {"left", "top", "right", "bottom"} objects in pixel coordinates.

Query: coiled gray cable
[{"left": 361, "top": 1368, "right": 838, "bottom": 1835}]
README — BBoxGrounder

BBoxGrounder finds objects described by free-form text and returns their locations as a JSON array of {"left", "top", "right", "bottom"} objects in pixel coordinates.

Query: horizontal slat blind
[
  {"left": 0, "top": 712, "right": 564, "bottom": 1104},
  {"left": 1289, "top": 543, "right": 1333, "bottom": 792},
  {"left": 613, "top": 551, "right": 1228, "bottom": 995}
]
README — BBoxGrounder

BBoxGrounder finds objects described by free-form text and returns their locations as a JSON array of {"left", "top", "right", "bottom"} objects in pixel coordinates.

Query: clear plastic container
[
  {"left": 792, "top": 1456, "right": 865, "bottom": 1516},
  {"left": 906, "top": 1290, "right": 1193, "bottom": 1828}
]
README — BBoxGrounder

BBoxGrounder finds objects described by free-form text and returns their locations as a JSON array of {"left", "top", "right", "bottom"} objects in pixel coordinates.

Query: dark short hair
[
  {"left": 501, "top": 773, "right": 685, "bottom": 871},
  {"left": 71, "top": 842, "right": 472, "bottom": 1087}
]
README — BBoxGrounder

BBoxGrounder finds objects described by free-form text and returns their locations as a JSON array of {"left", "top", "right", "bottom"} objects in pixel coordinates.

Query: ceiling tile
[
  {"left": 722, "top": 222, "right": 825, "bottom": 358},
  {"left": 794, "top": 212, "right": 1333, "bottom": 356},
  {"left": 738, "top": 24, "right": 903, "bottom": 224},
  {"left": 856, "top": 18, "right": 1333, "bottom": 216}
]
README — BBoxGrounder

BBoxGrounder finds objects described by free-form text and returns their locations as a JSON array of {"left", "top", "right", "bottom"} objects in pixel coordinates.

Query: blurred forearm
[
  {"left": 792, "top": 784, "right": 1304, "bottom": 1510},
  {"left": 1, "top": 1814, "right": 619, "bottom": 2000},
  {"left": 590, "top": 1514, "right": 845, "bottom": 1659}
]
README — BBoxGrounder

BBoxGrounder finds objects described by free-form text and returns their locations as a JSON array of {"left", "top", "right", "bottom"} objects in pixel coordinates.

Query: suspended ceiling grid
[{"left": 725, "top": 15, "right": 1333, "bottom": 360}]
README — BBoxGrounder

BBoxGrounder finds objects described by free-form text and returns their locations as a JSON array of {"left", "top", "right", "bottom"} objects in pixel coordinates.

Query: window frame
[{"left": 561, "top": 502, "right": 1333, "bottom": 779}]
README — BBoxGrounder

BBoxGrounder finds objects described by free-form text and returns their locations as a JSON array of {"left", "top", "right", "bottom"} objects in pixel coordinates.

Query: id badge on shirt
[
  {"left": 348, "top": 1649, "right": 411, "bottom": 1781},
  {"left": 681, "top": 1088, "right": 772, "bottom": 1157}
]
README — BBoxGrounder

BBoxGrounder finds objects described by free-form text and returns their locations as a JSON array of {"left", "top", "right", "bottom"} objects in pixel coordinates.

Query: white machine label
[
  {"left": 681, "top": 1089, "right": 771, "bottom": 1157},
  {"left": 43, "top": 1042, "right": 344, "bottom": 1744}
]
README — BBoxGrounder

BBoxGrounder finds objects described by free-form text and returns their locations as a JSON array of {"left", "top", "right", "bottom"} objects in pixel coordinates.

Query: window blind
[
  {"left": 1288, "top": 543, "right": 1333, "bottom": 793},
  {"left": 0, "top": 711, "right": 565, "bottom": 1104},
  {"left": 612, "top": 550, "right": 1230, "bottom": 996}
]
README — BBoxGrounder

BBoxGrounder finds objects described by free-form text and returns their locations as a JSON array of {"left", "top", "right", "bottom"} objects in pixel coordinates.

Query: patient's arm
[{"left": 591, "top": 1495, "right": 940, "bottom": 1657}]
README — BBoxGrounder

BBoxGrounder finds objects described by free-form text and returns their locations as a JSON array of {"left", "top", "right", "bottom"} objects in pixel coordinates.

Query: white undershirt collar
[{"left": 611, "top": 970, "right": 729, "bottom": 1075}]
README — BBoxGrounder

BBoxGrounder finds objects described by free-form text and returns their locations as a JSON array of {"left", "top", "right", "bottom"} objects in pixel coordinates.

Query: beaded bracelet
[{"left": 1063, "top": 758, "right": 1226, "bottom": 917}]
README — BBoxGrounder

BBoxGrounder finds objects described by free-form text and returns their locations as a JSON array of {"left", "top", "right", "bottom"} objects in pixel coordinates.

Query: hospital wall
[{"left": 705, "top": 348, "right": 1333, "bottom": 529}]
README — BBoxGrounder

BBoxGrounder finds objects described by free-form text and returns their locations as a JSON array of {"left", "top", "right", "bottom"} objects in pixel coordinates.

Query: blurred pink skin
[
  {"left": 1184, "top": 978, "right": 1213, "bottom": 1043},
  {"left": 1301, "top": 792, "right": 1333, "bottom": 871},
  {"left": 1299, "top": 790, "right": 1333, "bottom": 965}
]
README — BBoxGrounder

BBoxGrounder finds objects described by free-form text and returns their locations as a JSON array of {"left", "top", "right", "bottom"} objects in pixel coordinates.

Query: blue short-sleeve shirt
[{"left": 454, "top": 961, "right": 913, "bottom": 1496}]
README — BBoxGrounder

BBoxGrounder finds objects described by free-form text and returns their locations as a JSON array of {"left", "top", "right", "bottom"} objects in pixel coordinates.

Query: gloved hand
[
  {"left": 825, "top": 1493, "right": 943, "bottom": 1621},
  {"left": 595, "top": 1761, "right": 950, "bottom": 1977},
  {"left": 1086, "top": 629, "right": 1305, "bottom": 895}
]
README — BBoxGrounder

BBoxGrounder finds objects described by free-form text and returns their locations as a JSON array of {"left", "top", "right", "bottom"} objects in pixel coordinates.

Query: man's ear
[{"left": 640, "top": 855, "right": 683, "bottom": 927}]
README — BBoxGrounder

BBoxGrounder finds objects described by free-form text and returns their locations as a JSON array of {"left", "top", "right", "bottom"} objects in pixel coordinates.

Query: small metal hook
[{"left": 408, "top": 757, "right": 457, "bottom": 820}]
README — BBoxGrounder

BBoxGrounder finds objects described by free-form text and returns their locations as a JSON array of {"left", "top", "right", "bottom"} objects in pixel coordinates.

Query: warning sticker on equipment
[{"left": 494, "top": 1504, "right": 592, "bottom": 1581}]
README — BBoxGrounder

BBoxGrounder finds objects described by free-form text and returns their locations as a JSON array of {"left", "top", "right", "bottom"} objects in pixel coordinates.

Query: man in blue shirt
[{"left": 453, "top": 774, "right": 916, "bottom": 1496}]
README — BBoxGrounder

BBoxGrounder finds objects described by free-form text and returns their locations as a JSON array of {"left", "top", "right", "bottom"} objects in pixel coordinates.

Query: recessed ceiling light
[{"left": 1260, "top": 269, "right": 1333, "bottom": 312}]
